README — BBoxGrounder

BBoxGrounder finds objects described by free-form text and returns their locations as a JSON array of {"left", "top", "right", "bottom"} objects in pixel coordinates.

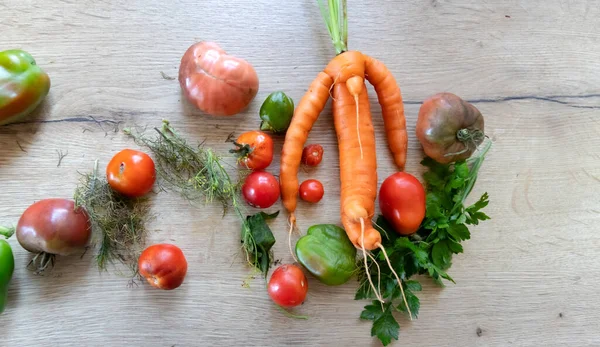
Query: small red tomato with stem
[
  {"left": 138, "top": 244, "right": 188, "bottom": 290},
  {"left": 230, "top": 131, "right": 274, "bottom": 170},
  {"left": 242, "top": 171, "right": 280, "bottom": 208},
  {"left": 106, "top": 149, "right": 156, "bottom": 197},
  {"left": 301, "top": 144, "right": 323, "bottom": 167},
  {"left": 299, "top": 179, "right": 324, "bottom": 203},
  {"left": 379, "top": 172, "right": 426, "bottom": 235},
  {"left": 267, "top": 264, "right": 308, "bottom": 308}
]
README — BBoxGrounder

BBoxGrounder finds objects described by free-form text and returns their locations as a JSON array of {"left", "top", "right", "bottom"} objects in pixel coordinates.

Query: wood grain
[{"left": 1, "top": 0, "right": 600, "bottom": 346}]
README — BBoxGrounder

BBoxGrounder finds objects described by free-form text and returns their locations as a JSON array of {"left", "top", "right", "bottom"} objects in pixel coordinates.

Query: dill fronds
[{"left": 74, "top": 160, "right": 151, "bottom": 274}]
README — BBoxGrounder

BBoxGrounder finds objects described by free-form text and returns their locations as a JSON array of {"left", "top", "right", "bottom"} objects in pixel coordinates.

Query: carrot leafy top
[{"left": 317, "top": 0, "right": 348, "bottom": 55}]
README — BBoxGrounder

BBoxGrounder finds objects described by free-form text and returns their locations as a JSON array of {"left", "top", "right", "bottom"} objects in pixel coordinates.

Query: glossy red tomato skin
[
  {"left": 301, "top": 144, "right": 324, "bottom": 167},
  {"left": 235, "top": 131, "right": 274, "bottom": 170},
  {"left": 242, "top": 171, "right": 280, "bottom": 208},
  {"left": 15, "top": 198, "right": 92, "bottom": 256},
  {"left": 106, "top": 149, "right": 156, "bottom": 197},
  {"left": 138, "top": 244, "right": 188, "bottom": 290},
  {"left": 267, "top": 264, "right": 308, "bottom": 308},
  {"left": 379, "top": 172, "right": 426, "bottom": 235},
  {"left": 299, "top": 179, "right": 324, "bottom": 203}
]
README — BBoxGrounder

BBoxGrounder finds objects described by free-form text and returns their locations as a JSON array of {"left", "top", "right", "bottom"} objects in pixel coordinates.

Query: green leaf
[
  {"left": 426, "top": 191, "right": 450, "bottom": 215},
  {"left": 453, "top": 161, "right": 470, "bottom": 179},
  {"left": 395, "top": 238, "right": 429, "bottom": 265},
  {"left": 447, "top": 239, "right": 464, "bottom": 254},
  {"left": 360, "top": 301, "right": 385, "bottom": 321},
  {"left": 431, "top": 240, "right": 452, "bottom": 269},
  {"left": 374, "top": 215, "right": 398, "bottom": 243},
  {"left": 467, "top": 192, "right": 489, "bottom": 213},
  {"left": 423, "top": 170, "right": 445, "bottom": 190},
  {"left": 405, "top": 280, "right": 422, "bottom": 292},
  {"left": 243, "top": 211, "right": 278, "bottom": 276},
  {"left": 447, "top": 223, "right": 470, "bottom": 241},
  {"left": 467, "top": 211, "right": 491, "bottom": 225},
  {"left": 447, "top": 176, "right": 465, "bottom": 190},
  {"left": 368, "top": 302, "right": 399, "bottom": 346},
  {"left": 397, "top": 284, "right": 421, "bottom": 319}
]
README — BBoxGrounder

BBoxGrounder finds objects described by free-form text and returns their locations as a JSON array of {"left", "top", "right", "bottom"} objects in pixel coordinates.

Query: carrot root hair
[
  {"left": 366, "top": 251, "right": 382, "bottom": 306},
  {"left": 361, "top": 217, "right": 384, "bottom": 303},
  {"left": 354, "top": 94, "right": 363, "bottom": 159},
  {"left": 347, "top": 76, "right": 365, "bottom": 160},
  {"left": 377, "top": 242, "right": 413, "bottom": 320}
]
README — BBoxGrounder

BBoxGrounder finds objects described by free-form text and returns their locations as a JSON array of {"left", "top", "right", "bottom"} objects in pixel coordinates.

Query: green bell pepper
[
  {"left": 0, "top": 49, "right": 51, "bottom": 125},
  {"left": 0, "top": 226, "right": 15, "bottom": 314},
  {"left": 295, "top": 224, "right": 357, "bottom": 286},
  {"left": 259, "top": 91, "right": 294, "bottom": 133}
]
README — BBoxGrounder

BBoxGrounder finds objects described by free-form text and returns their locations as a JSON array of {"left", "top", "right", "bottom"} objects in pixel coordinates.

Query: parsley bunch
[{"left": 356, "top": 142, "right": 491, "bottom": 346}]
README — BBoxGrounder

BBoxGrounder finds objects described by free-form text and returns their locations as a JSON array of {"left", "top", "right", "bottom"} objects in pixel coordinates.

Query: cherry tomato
[
  {"left": 301, "top": 144, "right": 324, "bottom": 166},
  {"left": 242, "top": 171, "right": 280, "bottom": 208},
  {"left": 138, "top": 244, "right": 188, "bottom": 290},
  {"left": 267, "top": 264, "right": 308, "bottom": 308},
  {"left": 299, "top": 179, "right": 324, "bottom": 203},
  {"left": 106, "top": 149, "right": 156, "bottom": 197},
  {"left": 230, "top": 131, "right": 274, "bottom": 170},
  {"left": 379, "top": 172, "right": 426, "bottom": 235}
]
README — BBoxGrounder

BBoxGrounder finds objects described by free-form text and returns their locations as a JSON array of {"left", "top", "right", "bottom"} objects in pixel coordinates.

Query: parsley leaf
[
  {"left": 397, "top": 280, "right": 421, "bottom": 319},
  {"left": 447, "top": 223, "right": 470, "bottom": 241},
  {"left": 432, "top": 240, "right": 452, "bottom": 269},
  {"left": 361, "top": 301, "right": 399, "bottom": 346}
]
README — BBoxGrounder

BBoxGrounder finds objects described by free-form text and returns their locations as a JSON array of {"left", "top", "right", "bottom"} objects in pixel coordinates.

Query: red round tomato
[
  {"left": 231, "top": 131, "right": 274, "bottom": 170},
  {"left": 379, "top": 172, "right": 426, "bottom": 235},
  {"left": 267, "top": 264, "right": 308, "bottom": 308},
  {"left": 106, "top": 149, "right": 156, "bottom": 197},
  {"left": 242, "top": 171, "right": 280, "bottom": 208},
  {"left": 299, "top": 179, "right": 324, "bottom": 203},
  {"left": 138, "top": 244, "right": 188, "bottom": 290},
  {"left": 301, "top": 144, "right": 324, "bottom": 167}
]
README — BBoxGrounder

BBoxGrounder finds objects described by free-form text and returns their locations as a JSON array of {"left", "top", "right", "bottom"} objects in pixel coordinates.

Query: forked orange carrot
[{"left": 279, "top": 0, "right": 410, "bottom": 313}]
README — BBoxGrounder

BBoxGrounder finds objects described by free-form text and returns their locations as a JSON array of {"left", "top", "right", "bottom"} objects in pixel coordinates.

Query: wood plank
[{"left": 1, "top": 0, "right": 599, "bottom": 346}]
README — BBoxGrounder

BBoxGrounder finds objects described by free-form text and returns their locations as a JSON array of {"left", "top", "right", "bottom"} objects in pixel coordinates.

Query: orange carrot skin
[
  {"left": 333, "top": 81, "right": 381, "bottom": 250},
  {"left": 365, "top": 55, "right": 408, "bottom": 170},
  {"left": 280, "top": 72, "right": 333, "bottom": 217},
  {"left": 324, "top": 51, "right": 366, "bottom": 84}
]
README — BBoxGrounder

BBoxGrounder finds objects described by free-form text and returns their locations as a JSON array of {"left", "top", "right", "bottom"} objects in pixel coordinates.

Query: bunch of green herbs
[{"left": 356, "top": 141, "right": 492, "bottom": 346}]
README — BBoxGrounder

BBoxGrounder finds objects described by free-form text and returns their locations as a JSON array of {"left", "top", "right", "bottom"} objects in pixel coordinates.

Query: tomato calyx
[
  {"left": 228, "top": 139, "right": 254, "bottom": 159},
  {"left": 227, "top": 133, "right": 256, "bottom": 165},
  {"left": 448, "top": 129, "right": 485, "bottom": 158}
]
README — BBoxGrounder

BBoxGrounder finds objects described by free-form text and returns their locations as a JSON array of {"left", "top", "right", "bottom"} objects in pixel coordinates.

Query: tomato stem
[
  {"left": 444, "top": 128, "right": 485, "bottom": 158},
  {"left": 228, "top": 141, "right": 253, "bottom": 158},
  {"left": 0, "top": 226, "right": 14, "bottom": 239}
]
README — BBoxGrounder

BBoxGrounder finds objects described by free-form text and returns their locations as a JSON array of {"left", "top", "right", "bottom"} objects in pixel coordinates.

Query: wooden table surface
[{"left": 2, "top": 1, "right": 600, "bottom": 346}]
